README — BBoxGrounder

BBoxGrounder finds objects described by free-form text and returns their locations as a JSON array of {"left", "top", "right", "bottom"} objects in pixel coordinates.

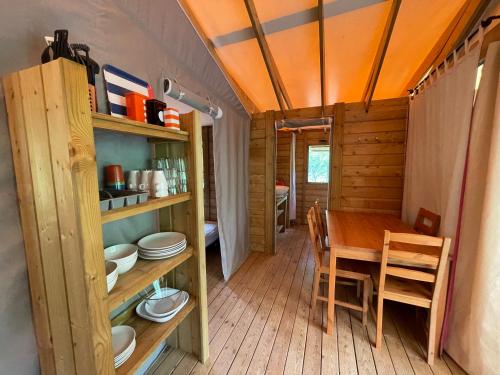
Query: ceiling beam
[
  {"left": 177, "top": 0, "right": 259, "bottom": 115},
  {"left": 244, "top": 0, "right": 293, "bottom": 111},
  {"left": 402, "top": 0, "right": 490, "bottom": 95},
  {"left": 362, "top": 0, "right": 401, "bottom": 112},
  {"left": 319, "top": 0, "right": 326, "bottom": 114}
]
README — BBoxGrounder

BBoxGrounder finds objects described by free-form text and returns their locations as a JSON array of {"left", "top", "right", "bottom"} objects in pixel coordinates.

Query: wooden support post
[{"left": 329, "top": 103, "right": 344, "bottom": 210}]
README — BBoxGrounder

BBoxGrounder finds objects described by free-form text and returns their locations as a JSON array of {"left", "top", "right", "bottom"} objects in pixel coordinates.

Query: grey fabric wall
[{"left": 0, "top": 1, "right": 249, "bottom": 373}]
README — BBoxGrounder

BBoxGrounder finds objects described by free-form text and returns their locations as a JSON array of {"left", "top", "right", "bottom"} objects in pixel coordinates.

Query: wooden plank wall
[
  {"left": 249, "top": 111, "right": 275, "bottom": 253},
  {"left": 331, "top": 97, "right": 409, "bottom": 215},
  {"left": 276, "top": 129, "right": 330, "bottom": 224},
  {"left": 202, "top": 126, "right": 217, "bottom": 221}
]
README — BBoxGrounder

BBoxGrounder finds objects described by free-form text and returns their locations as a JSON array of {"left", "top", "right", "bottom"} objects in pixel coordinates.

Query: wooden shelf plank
[
  {"left": 115, "top": 297, "right": 196, "bottom": 375},
  {"left": 92, "top": 113, "right": 189, "bottom": 142},
  {"left": 276, "top": 224, "right": 284, "bottom": 233},
  {"left": 108, "top": 247, "right": 193, "bottom": 311},
  {"left": 276, "top": 209, "right": 284, "bottom": 218},
  {"left": 101, "top": 193, "right": 191, "bottom": 224}
]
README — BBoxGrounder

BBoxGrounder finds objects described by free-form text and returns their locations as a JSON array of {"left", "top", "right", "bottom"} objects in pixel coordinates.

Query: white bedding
[
  {"left": 275, "top": 185, "right": 289, "bottom": 197},
  {"left": 204, "top": 221, "right": 219, "bottom": 247}
]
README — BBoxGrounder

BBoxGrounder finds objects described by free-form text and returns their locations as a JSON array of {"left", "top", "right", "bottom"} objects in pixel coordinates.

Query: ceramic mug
[
  {"left": 151, "top": 170, "right": 168, "bottom": 197},
  {"left": 105, "top": 165, "right": 125, "bottom": 190},
  {"left": 127, "top": 170, "right": 145, "bottom": 190},
  {"left": 140, "top": 170, "right": 153, "bottom": 195}
]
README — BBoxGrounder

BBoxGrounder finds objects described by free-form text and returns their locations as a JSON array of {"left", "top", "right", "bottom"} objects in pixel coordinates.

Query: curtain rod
[{"left": 408, "top": 15, "right": 499, "bottom": 95}]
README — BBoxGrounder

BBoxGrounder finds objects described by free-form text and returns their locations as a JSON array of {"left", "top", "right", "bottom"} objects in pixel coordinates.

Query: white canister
[
  {"left": 140, "top": 170, "right": 153, "bottom": 195},
  {"left": 151, "top": 170, "right": 169, "bottom": 198}
]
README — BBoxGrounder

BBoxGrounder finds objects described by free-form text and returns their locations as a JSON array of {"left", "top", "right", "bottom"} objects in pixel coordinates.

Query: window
[{"left": 307, "top": 145, "right": 330, "bottom": 183}]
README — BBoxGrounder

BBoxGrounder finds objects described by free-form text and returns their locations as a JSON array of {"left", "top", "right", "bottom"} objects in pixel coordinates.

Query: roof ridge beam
[{"left": 213, "top": 0, "right": 387, "bottom": 48}]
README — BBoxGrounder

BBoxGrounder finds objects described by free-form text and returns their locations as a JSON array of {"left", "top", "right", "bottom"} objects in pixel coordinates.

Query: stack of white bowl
[
  {"left": 112, "top": 325, "right": 136, "bottom": 368},
  {"left": 136, "top": 288, "right": 189, "bottom": 323},
  {"left": 106, "top": 261, "right": 118, "bottom": 292},
  {"left": 104, "top": 244, "right": 139, "bottom": 274},
  {"left": 137, "top": 232, "right": 187, "bottom": 260}
]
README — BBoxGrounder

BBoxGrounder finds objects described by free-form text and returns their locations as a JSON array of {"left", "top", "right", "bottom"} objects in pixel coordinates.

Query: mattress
[
  {"left": 205, "top": 221, "right": 219, "bottom": 247},
  {"left": 275, "top": 185, "right": 289, "bottom": 198}
]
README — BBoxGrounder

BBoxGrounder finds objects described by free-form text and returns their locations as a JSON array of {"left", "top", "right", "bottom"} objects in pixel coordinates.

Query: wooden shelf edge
[
  {"left": 276, "top": 209, "right": 284, "bottom": 218},
  {"left": 108, "top": 247, "right": 194, "bottom": 311},
  {"left": 116, "top": 297, "right": 197, "bottom": 375},
  {"left": 276, "top": 224, "right": 284, "bottom": 233},
  {"left": 92, "top": 113, "right": 189, "bottom": 142},
  {"left": 101, "top": 193, "right": 191, "bottom": 224}
]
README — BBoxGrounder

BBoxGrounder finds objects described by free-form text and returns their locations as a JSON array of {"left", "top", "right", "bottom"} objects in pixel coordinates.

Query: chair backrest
[
  {"left": 307, "top": 207, "right": 324, "bottom": 268},
  {"left": 378, "top": 231, "right": 451, "bottom": 307},
  {"left": 313, "top": 200, "right": 327, "bottom": 247},
  {"left": 414, "top": 208, "right": 441, "bottom": 236}
]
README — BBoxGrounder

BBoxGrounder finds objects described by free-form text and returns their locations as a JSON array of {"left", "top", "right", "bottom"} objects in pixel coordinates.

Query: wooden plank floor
[{"left": 151, "top": 226, "right": 467, "bottom": 375}]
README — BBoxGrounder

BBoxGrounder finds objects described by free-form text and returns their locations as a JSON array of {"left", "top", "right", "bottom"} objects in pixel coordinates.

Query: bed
[{"left": 204, "top": 220, "right": 219, "bottom": 247}]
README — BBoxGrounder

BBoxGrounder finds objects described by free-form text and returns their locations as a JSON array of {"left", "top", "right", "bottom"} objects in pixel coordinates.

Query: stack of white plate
[
  {"left": 137, "top": 232, "right": 187, "bottom": 260},
  {"left": 112, "top": 325, "right": 136, "bottom": 368},
  {"left": 104, "top": 244, "right": 139, "bottom": 274},
  {"left": 106, "top": 261, "right": 118, "bottom": 293},
  {"left": 136, "top": 288, "right": 189, "bottom": 323}
]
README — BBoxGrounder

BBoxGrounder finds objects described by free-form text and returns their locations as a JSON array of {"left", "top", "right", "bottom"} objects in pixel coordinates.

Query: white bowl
[
  {"left": 106, "top": 261, "right": 118, "bottom": 292},
  {"left": 104, "top": 244, "right": 139, "bottom": 274},
  {"left": 111, "top": 325, "right": 136, "bottom": 364}
]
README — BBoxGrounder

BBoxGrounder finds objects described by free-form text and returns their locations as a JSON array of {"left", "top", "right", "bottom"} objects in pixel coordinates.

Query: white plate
[
  {"left": 138, "top": 246, "right": 186, "bottom": 260},
  {"left": 144, "top": 289, "right": 189, "bottom": 317},
  {"left": 138, "top": 239, "right": 186, "bottom": 254},
  {"left": 138, "top": 244, "right": 186, "bottom": 256},
  {"left": 111, "top": 326, "right": 136, "bottom": 360},
  {"left": 135, "top": 296, "right": 188, "bottom": 323},
  {"left": 138, "top": 232, "right": 186, "bottom": 250}
]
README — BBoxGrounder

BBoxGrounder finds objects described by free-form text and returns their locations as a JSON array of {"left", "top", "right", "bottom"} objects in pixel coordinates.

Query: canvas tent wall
[{"left": 0, "top": 1, "right": 249, "bottom": 373}]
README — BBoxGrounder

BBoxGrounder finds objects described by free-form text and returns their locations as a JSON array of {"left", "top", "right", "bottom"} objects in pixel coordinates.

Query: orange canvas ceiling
[{"left": 184, "top": 0, "right": 469, "bottom": 112}]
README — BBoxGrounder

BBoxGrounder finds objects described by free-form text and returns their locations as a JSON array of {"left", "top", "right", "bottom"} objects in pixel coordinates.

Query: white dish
[
  {"left": 138, "top": 246, "right": 186, "bottom": 260},
  {"left": 138, "top": 232, "right": 186, "bottom": 250},
  {"left": 104, "top": 244, "right": 139, "bottom": 274},
  {"left": 144, "top": 289, "right": 189, "bottom": 317},
  {"left": 138, "top": 239, "right": 186, "bottom": 254},
  {"left": 114, "top": 340, "right": 135, "bottom": 368},
  {"left": 135, "top": 296, "right": 188, "bottom": 323},
  {"left": 111, "top": 326, "right": 136, "bottom": 362},
  {"left": 106, "top": 261, "right": 118, "bottom": 292}
]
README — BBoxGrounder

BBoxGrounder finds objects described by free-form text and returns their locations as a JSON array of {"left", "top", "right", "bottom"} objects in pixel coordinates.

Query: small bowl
[
  {"left": 104, "top": 244, "right": 139, "bottom": 275},
  {"left": 106, "top": 261, "right": 118, "bottom": 292}
]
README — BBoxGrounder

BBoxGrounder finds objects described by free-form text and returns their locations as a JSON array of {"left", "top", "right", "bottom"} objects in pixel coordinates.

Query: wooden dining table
[{"left": 325, "top": 210, "right": 443, "bottom": 336}]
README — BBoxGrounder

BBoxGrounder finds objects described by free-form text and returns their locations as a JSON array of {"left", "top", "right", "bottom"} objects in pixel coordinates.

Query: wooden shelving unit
[
  {"left": 116, "top": 298, "right": 196, "bottom": 375},
  {"left": 3, "top": 59, "right": 208, "bottom": 375},
  {"left": 101, "top": 193, "right": 191, "bottom": 224},
  {"left": 108, "top": 247, "right": 193, "bottom": 311},
  {"left": 92, "top": 112, "right": 189, "bottom": 142}
]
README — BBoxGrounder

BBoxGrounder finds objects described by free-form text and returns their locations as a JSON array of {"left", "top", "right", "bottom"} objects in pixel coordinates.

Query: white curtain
[
  {"left": 402, "top": 44, "right": 480, "bottom": 241},
  {"left": 445, "top": 42, "right": 500, "bottom": 374},
  {"left": 289, "top": 133, "right": 297, "bottom": 220},
  {"left": 213, "top": 108, "right": 250, "bottom": 280}
]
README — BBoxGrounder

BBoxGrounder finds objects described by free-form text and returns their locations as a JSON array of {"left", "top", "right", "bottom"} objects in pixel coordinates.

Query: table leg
[{"left": 327, "top": 248, "right": 337, "bottom": 335}]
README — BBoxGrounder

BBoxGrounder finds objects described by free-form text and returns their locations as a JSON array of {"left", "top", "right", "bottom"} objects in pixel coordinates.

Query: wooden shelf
[
  {"left": 115, "top": 297, "right": 196, "bottom": 375},
  {"left": 276, "top": 224, "right": 284, "bottom": 233},
  {"left": 92, "top": 113, "right": 189, "bottom": 142},
  {"left": 108, "top": 247, "right": 193, "bottom": 311},
  {"left": 276, "top": 195, "right": 287, "bottom": 207},
  {"left": 277, "top": 209, "right": 284, "bottom": 218},
  {"left": 101, "top": 193, "right": 191, "bottom": 224}
]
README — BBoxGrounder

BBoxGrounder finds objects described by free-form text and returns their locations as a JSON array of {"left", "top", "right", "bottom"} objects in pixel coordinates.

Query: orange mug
[{"left": 105, "top": 165, "right": 125, "bottom": 190}]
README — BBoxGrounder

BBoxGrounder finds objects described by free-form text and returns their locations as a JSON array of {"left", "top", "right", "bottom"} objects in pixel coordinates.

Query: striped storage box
[
  {"left": 102, "top": 64, "right": 153, "bottom": 118},
  {"left": 164, "top": 108, "right": 180, "bottom": 130}
]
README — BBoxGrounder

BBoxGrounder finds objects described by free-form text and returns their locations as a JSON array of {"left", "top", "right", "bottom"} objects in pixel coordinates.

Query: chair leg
[
  {"left": 375, "top": 294, "right": 384, "bottom": 349},
  {"left": 311, "top": 268, "right": 320, "bottom": 317},
  {"left": 427, "top": 305, "right": 437, "bottom": 365},
  {"left": 362, "top": 278, "right": 370, "bottom": 326}
]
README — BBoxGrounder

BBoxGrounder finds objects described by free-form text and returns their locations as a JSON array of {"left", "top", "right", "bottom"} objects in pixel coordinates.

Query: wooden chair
[
  {"left": 372, "top": 231, "right": 451, "bottom": 365},
  {"left": 414, "top": 208, "right": 441, "bottom": 236},
  {"left": 313, "top": 200, "right": 328, "bottom": 249},
  {"left": 307, "top": 207, "right": 371, "bottom": 326}
]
